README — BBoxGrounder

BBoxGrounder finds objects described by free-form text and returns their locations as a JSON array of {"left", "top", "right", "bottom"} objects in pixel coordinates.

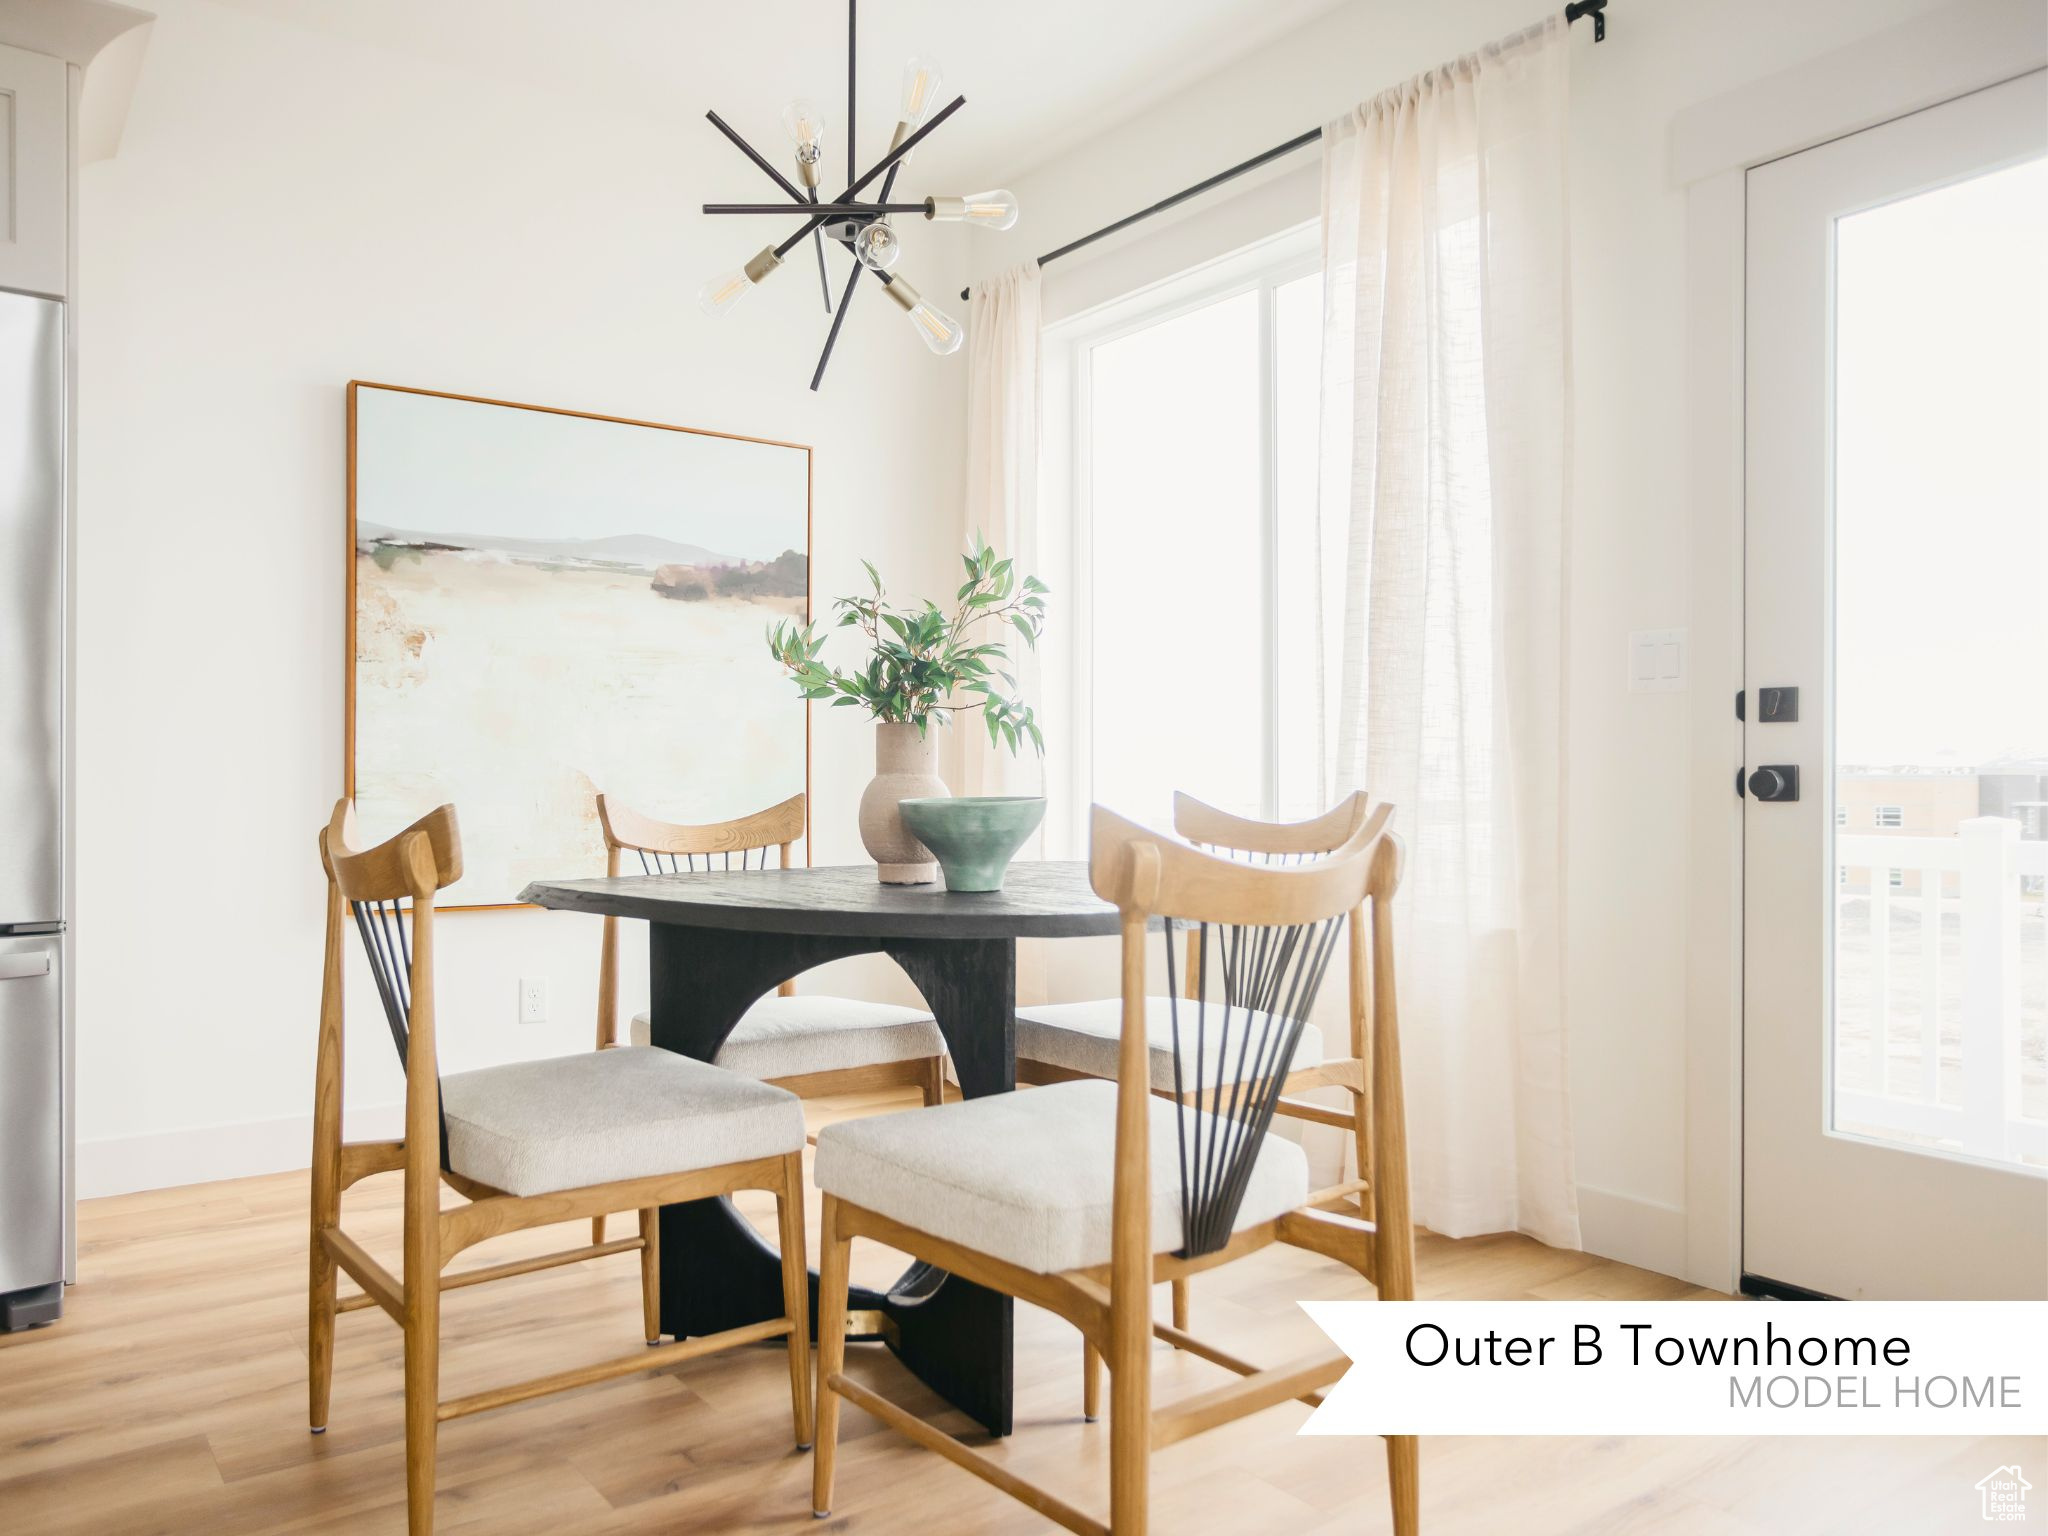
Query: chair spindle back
[
  {"left": 629, "top": 844, "right": 777, "bottom": 874},
  {"left": 1159, "top": 910, "right": 1347, "bottom": 1254},
  {"left": 1090, "top": 803, "right": 1393, "bottom": 1260},
  {"left": 353, "top": 894, "right": 418, "bottom": 1070},
  {"left": 1171, "top": 791, "right": 1386, "bottom": 1005},
  {"left": 319, "top": 799, "right": 463, "bottom": 1167},
  {"left": 595, "top": 792, "right": 808, "bottom": 1048}
]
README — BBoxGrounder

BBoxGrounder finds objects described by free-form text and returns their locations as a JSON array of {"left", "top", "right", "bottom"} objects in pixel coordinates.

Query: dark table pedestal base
[{"left": 651, "top": 926, "right": 1018, "bottom": 1436}]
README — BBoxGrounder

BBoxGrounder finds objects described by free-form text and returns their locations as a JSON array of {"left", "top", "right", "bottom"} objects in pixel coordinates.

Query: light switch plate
[
  {"left": 518, "top": 976, "right": 548, "bottom": 1025},
  {"left": 1628, "top": 628, "right": 1687, "bottom": 693}
]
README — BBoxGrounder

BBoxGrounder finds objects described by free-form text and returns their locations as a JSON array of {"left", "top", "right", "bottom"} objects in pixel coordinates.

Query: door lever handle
[{"left": 0, "top": 951, "right": 52, "bottom": 981}]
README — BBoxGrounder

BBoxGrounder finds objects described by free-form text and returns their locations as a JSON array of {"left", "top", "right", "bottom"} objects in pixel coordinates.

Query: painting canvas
[{"left": 348, "top": 383, "right": 810, "bottom": 908}]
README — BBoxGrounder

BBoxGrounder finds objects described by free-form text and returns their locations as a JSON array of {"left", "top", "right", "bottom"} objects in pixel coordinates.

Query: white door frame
[{"left": 1675, "top": 0, "right": 2048, "bottom": 1293}]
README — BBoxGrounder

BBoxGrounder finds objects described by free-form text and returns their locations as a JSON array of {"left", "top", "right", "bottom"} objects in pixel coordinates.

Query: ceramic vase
[{"left": 858, "top": 720, "right": 947, "bottom": 883}]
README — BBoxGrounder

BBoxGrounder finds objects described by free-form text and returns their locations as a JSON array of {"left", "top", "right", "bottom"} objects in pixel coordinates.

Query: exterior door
[{"left": 1743, "top": 70, "right": 2048, "bottom": 1300}]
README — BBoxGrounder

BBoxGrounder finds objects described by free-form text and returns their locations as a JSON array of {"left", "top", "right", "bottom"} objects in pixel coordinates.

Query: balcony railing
[{"left": 1835, "top": 816, "right": 2048, "bottom": 1166}]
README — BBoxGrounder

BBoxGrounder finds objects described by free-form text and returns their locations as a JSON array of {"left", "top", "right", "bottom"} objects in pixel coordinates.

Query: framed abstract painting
[{"left": 346, "top": 381, "right": 811, "bottom": 909}]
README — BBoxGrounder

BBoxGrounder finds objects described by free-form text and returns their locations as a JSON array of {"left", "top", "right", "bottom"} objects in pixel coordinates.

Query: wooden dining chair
[
  {"left": 311, "top": 801, "right": 814, "bottom": 1536},
  {"left": 1017, "top": 789, "right": 1389, "bottom": 1346},
  {"left": 810, "top": 803, "right": 1416, "bottom": 1536},
  {"left": 589, "top": 791, "right": 947, "bottom": 1252}
]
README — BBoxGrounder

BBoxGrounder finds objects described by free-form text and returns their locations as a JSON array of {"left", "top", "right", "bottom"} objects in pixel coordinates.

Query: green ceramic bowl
[{"left": 896, "top": 796, "right": 1047, "bottom": 893}]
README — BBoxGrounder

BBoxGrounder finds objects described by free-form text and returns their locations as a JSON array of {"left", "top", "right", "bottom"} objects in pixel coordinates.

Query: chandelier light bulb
[
  {"left": 908, "top": 299, "right": 965, "bottom": 355},
  {"left": 698, "top": 269, "right": 753, "bottom": 317},
  {"left": 782, "top": 97, "right": 827, "bottom": 187},
  {"left": 697, "top": 247, "right": 783, "bottom": 317},
  {"left": 854, "top": 220, "right": 903, "bottom": 273},
  {"left": 782, "top": 98, "right": 826, "bottom": 157},
  {"left": 882, "top": 276, "right": 963, "bottom": 356},
  {"left": 898, "top": 56, "right": 945, "bottom": 130},
  {"left": 927, "top": 190, "right": 1020, "bottom": 231},
  {"left": 960, "top": 189, "right": 1020, "bottom": 231}
]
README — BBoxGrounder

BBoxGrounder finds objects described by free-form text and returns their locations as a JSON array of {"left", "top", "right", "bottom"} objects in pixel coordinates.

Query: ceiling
[{"left": 204, "top": 0, "right": 1353, "bottom": 186}]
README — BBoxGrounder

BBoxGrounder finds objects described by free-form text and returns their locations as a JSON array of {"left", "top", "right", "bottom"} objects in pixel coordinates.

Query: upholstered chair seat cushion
[
  {"left": 629, "top": 995, "right": 943, "bottom": 1080},
  {"left": 1014, "top": 996, "right": 1324, "bottom": 1093},
  {"left": 441, "top": 1047, "right": 805, "bottom": 1197},
  {"left": 812, "top": 1079, "right": 1308, "bottom": 1274}
]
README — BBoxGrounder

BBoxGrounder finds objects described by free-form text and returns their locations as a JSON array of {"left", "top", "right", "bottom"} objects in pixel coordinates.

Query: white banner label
[{"left": 1300, "top": 1301, "right": 2048, "bottom": 1436}]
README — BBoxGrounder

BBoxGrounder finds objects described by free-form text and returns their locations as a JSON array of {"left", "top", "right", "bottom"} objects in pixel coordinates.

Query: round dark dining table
[{"left": 519, "top": 860, "right": 1120, "bottom": 1437}]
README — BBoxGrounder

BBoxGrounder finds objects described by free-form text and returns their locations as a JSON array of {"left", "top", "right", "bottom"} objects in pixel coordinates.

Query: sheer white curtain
[
  {"left": 960, "top": 260, "right": 1044, "bottom": 802},
  {"left": 1315, "top": 18, "right": 1579, "bottom": 1248},
  {"left": 961, "top": 261, "right": 1051, "bottom": 1005}
]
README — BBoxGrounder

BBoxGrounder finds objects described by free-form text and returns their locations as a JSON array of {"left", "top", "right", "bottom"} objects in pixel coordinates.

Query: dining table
[{"left": 518, "top": 859, "right": 1120, "bottom": 1438}]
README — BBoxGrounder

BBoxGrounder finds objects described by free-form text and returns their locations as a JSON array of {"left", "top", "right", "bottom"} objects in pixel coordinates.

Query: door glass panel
[{"left": 1830, "top": 156, "right": 2048, "bottom": 1168}]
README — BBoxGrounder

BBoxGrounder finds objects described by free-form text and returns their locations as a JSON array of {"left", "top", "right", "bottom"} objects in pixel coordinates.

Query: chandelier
[{"left": 697, "top": 2, "right": 1017, "bottom": 391}]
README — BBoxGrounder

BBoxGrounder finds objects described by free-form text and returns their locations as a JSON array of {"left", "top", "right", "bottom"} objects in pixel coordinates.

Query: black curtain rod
[{"left": 961, "top": 0, "right": 1606, "bottom": 301}]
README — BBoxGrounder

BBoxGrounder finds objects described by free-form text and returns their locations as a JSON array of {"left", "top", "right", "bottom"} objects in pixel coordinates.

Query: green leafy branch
[{"left": 766, "top": 531, "right": 1048, "bottom": 757}]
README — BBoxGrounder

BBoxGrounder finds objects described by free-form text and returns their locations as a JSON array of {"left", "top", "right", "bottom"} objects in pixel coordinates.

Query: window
[
  {"left": 1873, "top": 805, "right": 1904, "bottom": 828},
  {"left": 1046, "top": 229, "right": 1325, "bottom": 836}
]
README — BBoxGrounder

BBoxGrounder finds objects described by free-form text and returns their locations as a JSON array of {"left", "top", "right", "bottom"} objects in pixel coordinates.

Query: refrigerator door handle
[{"left": 0, "top": 952, "right": 52, "bottom": 981}]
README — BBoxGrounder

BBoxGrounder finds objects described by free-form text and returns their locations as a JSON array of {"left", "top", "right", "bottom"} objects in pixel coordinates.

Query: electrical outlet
[{"left": 518, "top": 976, "right": 548, "bottom": 1025}]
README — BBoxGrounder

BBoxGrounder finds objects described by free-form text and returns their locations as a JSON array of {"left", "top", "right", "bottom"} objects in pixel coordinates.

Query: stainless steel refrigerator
[{"left": 0, "top": 288, "right": 67, "bottom": 1331}]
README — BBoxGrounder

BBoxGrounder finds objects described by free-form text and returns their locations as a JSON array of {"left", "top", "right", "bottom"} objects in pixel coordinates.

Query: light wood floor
[{"left": 1, "top": 1086, "right": 2030, "bottom": 1534}]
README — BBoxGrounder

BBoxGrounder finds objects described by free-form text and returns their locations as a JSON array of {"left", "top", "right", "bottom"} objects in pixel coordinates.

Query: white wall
[
  {"left": 72, "top": 0, "right": 1982, "bottom": 1246},
  {"left": 968, "top": 0, "right": 1959, "bottom": 1275},
  {"left": 73, "top": 0, "right": 968, "bottom": 1195}
]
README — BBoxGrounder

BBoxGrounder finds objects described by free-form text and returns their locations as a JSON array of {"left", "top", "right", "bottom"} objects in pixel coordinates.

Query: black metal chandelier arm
[
  {"left": 712, "top": 95, "right": 965, "bottom": 265},
  {"left": 768, "top": 93, "right": 963, "bottom": 257},
  {"left": 810, "top": 151, "right": 909, "bottom": 394},
  {"left": 808, "top": 189, "right": 832, "bottom": 311},
  {"left": 774, "top": 215, "right": 831, "bottom": 260},
  {"left": 704, "top": 109, "right": 812, "bottom": 206},
  {"left": 811, "top": 255, "right": 868, "bottom": 392},
  {"left": 704, "top": 202, "right": 930, "bottom": 217},
  {"left": 875, "top": 156, "right": 908, "bottom": 225},
  {"left": 831, "top": 93, "right": 964, "bottom": 204}
]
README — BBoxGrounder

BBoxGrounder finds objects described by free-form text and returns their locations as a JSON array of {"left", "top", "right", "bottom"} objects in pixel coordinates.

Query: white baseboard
[
  {"left": 1575, "top": 1184, "right": 1688, "bottom": 1281},
  {"left": 78, "top": 1103, "right": 404, "bottom": 1200}
]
